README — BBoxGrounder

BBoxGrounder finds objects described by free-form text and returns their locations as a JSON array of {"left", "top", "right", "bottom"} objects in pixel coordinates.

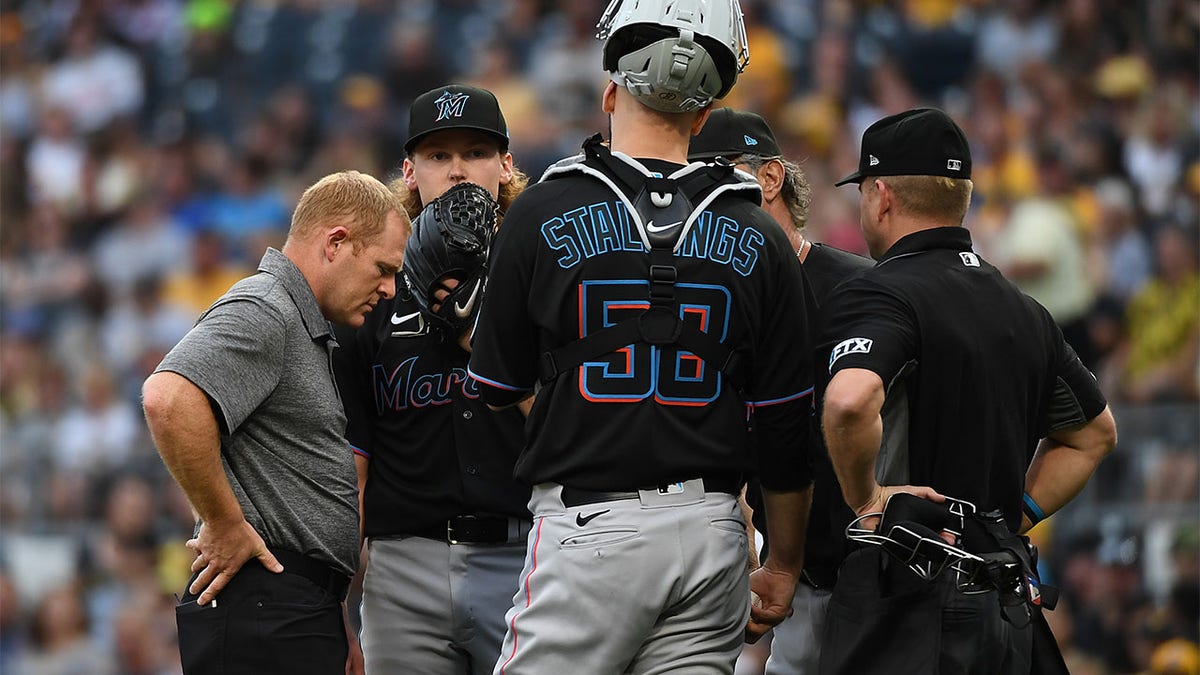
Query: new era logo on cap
[
  {"left": 688, "top": 108, "right": 782, "bottom": 162},
  {"left": 835, "top": 108, "right": 972, "bottom": 186}
]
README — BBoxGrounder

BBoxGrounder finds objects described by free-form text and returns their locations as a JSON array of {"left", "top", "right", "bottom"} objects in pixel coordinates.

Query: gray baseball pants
[
  {"left": 764, "top": 582, "right": 832, "bottom": 675},
  {"left": 361, "top": 536, "right": 526, "bottom": 675},
  {"left": 493, "top": 480, "right": 750, "bottom": 675}
]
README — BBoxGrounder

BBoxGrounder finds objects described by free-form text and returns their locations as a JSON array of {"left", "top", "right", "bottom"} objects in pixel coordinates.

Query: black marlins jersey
[
  {"left": 332, "top": 290, "right": 529, "bottom": 538},
  {"left": 469, "top": 157, "right": 815, "bottom": 493},
  {"left": 748, "top": 242, "right": 873, "bottom": 574},
  {"left": 818, "top": 227, "right": 1107, "bottom": 530}
]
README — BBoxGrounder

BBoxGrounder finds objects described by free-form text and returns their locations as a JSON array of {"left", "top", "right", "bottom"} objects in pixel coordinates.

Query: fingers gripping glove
[{"left": 402, "top": 182, "right": 497, "bottom": 334}]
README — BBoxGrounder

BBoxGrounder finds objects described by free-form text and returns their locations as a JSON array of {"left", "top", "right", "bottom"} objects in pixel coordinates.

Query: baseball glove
[{"left": 402, "top": 182, "right": 497, "bottom": 334}]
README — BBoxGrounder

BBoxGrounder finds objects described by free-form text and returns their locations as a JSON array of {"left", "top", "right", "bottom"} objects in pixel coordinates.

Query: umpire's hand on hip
[
  {"left": 186, "top": 519, "right": 283, "bottom": 605},
  {"left": 854, "top": 484, "right": 956, "bottom": 545}
]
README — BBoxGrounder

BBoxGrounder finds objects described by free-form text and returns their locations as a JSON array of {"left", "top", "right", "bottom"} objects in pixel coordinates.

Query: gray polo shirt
[{"left": 157, "top": 248, "right": 359, "bottom": 576}]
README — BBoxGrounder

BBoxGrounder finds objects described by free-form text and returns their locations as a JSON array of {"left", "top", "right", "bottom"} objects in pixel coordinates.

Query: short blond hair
[
  {"left": 879, "top": 175, "right": 973, "bottom": 223},
  {"left": 290, "top": 170, "right": 403, "bottom": 249},
  {"left": 391, "top": 168, "right": 529, "bottom": 222}
]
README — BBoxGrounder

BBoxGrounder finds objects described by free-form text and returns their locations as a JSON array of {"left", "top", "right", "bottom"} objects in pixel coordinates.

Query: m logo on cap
[{"left": 434, "top": 91, "right": 470, "bottom": 121}]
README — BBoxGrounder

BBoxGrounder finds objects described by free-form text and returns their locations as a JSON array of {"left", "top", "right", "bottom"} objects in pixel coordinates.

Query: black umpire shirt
[
  {"left": 817, "top": 227, "right": 1107, "bottom": 531},
  {"left": 332, "top": 291, "right": 530, "bottom": 539},
  {"left": 470, "top": 158, "right": 815, "bottom": 493}
]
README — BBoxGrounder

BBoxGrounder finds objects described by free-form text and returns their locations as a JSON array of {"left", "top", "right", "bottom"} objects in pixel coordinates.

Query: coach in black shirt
[
  {"left": 689, "top": 108, "right": 872, "bottom": 669},
  {"left": 817, "top": 108, "right": 1117, "bottom": 675}
]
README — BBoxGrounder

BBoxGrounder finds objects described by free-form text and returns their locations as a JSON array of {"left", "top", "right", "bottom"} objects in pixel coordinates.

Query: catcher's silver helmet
[{"left": 596, "top": 0, "right": 749, "bottom": 113}]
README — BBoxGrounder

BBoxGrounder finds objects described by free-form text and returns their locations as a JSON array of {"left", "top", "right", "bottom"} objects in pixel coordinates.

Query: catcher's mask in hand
[{"left": 846, "top": 492, "right": 984, "bottom": 582}]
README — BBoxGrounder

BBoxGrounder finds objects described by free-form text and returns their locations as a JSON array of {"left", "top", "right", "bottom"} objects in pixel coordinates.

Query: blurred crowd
[{"left": 0, "top": 0, "right": 1195, "bottom": 673}]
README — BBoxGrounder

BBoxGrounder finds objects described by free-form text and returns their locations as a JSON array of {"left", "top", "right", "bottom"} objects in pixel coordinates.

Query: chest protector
[{"left": 536, "top": 133, "right": 762, "bottom": 394}]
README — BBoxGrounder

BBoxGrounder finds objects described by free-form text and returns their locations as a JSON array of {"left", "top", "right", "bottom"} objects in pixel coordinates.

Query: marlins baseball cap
[
  {"left": 688, "top": 107, "right": 781, "bottom": 161},
  {"left": 835, "top": 108, "right": 971, "bottom": 186},
  {"left": 405, "top": 84, "right": 509, "bottom": 154}
]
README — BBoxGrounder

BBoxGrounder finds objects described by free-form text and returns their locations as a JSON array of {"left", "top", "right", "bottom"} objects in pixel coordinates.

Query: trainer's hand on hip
[
  {"left": 745, "top": 563, "right": 798, "bottom": 644},
  {"left": 186, "top": 519, "right": 282, "bottom": 605}
]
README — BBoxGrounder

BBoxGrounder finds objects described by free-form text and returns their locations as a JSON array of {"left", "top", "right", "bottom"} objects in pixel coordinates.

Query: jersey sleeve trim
[
  {"left": 466, "top": 366, "right": 532, "bottom": 392},
  {"left": 749, "top": 386, "right": 814, "bottom": 407},
  {"left": 350, "top": 443, "right": 369, "bottom": 459}
]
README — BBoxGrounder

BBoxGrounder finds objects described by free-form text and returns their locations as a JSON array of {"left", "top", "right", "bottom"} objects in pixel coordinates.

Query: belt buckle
[{"left": 447, "top": 516, "right": 471, "bottom": 545}]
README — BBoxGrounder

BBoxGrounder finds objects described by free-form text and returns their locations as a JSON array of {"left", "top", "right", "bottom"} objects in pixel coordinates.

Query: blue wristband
[{"left": 1022, "top": 492, "right": 1046, "bottom": 525}]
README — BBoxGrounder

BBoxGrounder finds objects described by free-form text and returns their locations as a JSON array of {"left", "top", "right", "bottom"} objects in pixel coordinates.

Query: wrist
[
  {"left": 761, "top": 556, "right": 803, "bottom": 579},
  {"left": 1021, "top": 492, "right": 1046, "bottom": 527},
  {"left": 201, "top": 511, "right": 247, "bottom": 530},
  {"left": 850, "top": 484, "right": 882, "bottom": 514}
]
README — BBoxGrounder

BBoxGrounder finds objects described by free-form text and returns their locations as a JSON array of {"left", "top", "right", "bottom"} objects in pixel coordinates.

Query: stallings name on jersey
[{"left": 540, "top": 201, "right": 765, "bottom": 276}]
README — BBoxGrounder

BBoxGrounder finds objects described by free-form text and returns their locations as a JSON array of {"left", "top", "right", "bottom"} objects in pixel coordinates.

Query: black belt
[
  {"left": 270, "top": 548, "right": 351, "bottom": 600},
  {"left": 408, "top": 514, "right": 531, "bottom": 545},
  {"left": 561, "top": 475, "right": 742, "bottom": 508}
]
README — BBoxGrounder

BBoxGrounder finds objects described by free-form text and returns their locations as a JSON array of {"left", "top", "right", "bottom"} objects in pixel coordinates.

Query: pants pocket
[
  {"left": 255, "top": 600, "right": 347, "bottom": 672},
  {"left": 176, "top": 600, "right": 229, "bottom": 675},
  {"left": 558, "top": 527, "right": 639, "bottom": 549}
]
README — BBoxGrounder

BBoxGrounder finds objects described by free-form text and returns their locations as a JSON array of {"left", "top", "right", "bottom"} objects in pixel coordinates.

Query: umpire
[{"left": 818, "top": 108, "right": 1117, "bottom": 674}]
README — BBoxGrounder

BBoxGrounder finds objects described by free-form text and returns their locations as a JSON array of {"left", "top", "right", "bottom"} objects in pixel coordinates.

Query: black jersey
[
  {"left": 818, "top": 227, "right": 1107, "bottom": 530},
  {"left": 469, "top": 157, "right": 815, "bottom": 493},
  {"left": 748, "top": 242, "right": 872, "bottom": 577},
  {"left": 332, "top": 290, "right": 529, "bottom": 539}
]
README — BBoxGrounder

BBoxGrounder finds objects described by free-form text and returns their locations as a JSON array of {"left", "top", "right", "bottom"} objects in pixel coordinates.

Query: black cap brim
[
  {"left": 834, "top": 170, "right": 864, "bottom": 187},
  {"left": 405, "top": 126, "right": 510, "bottom": 155}
]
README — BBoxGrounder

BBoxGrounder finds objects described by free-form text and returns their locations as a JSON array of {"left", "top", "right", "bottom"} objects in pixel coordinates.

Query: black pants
[
  {"left": 818, "top": 547, "right": 1032, "bottom": 675},
  {"left": 175, "top": 557, "right": 347, "bottom": 675}
]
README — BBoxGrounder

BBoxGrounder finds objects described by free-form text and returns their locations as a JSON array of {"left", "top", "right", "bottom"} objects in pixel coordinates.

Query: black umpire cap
[
  {"left": 405, "top": 84, "right": 509, "bottom": 155},
  {"left": 688, "top": 107, "right": 782, "bottom": 161},
  {"left": 835, "top": 108, "right": 971, "bottom": 186}
]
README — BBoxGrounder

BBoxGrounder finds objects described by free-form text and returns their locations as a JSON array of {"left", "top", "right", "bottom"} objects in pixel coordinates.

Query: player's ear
[
  {"left": 499, "top": 152, "right": 514, "bottom": 186},
  {"left": 402, "top": 158, "right": 418, "bottom": 192},
  {"left": 602, "top": 80, "right": 618, "bottom": 114},
  {"left": 690, "top": 104, "right": 714, "bottom": 136}
]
